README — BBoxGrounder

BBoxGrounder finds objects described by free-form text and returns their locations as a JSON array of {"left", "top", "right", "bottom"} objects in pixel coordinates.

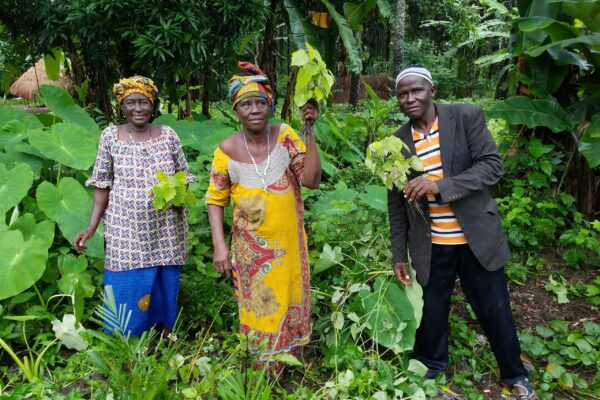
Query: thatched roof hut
[{"left": 9, "top": 59, "right": 69, "bottom": 100}]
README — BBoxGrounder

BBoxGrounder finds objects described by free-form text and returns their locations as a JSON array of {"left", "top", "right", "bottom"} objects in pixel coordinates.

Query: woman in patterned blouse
[
  {"left": 74, "top": 76, "right": 195, "bottom": 337},
  {"left": 206, "top": 62, "right": 321, "bottom": 370}
]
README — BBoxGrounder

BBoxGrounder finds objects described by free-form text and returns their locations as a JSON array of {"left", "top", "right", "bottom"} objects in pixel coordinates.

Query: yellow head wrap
[
  {"left": 112, "top": 76, "right": 159, "bottom": 104},
  {"left": 228, "top": 62, "right": 275, "bottom": 112}
]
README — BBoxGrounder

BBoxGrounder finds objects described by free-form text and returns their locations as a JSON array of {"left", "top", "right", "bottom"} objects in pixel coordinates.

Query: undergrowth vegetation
[{"left": 0, "top": 84, "right": 598, "bottom": 400}]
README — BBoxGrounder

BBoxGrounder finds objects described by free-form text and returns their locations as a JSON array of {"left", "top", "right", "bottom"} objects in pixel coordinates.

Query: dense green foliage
[
  {"left": 0, "top": 0, "right": 599, "bottom": 398},
  {"left": 0, "top": 80, "right": 598, "bottom": 398},
  {"left": 365, "top": 136, "right": 423, "bottom": 190},
  {"left": 151, "top": 171, "right": 197, "bottom": 211}
]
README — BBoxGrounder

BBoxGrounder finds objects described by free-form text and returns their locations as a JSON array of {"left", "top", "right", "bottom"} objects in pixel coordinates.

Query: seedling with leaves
[
  {"left": 365, "top": 136, "right": 423, "bottom": 191},
  {"left": 151, "top": 171, "right": 197, "bottom": 211},
  {"left": 291, "top": 43, "right": 334, "bottom": 110}
]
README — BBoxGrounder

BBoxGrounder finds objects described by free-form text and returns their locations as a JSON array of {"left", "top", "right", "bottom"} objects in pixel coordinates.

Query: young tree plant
[
  {"left": 365, "top": 136, "right": 423, "bottom": 191},
  {"left": 150, "top": 171, "right": 197, "bottom": 211}
]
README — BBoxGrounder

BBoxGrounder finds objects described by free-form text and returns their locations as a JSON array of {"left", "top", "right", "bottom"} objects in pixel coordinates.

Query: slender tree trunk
[
  {"left": 349, "top": 72, "right": 360, "bottom": 107},
  {"left": 392, "top": 0, "right": 406, "bottom": 78},
  {"left": 258, "top": 0, "right": 278, "bottom": 91},
  {"left": 201, "top": 66, "right": 211, "bottom": 118},
  {"left": 281, "top": 66, "right": 298, "bottom": 121},
  {"left": 455, "top": 47, "right": 469, "bottom": 98},
  {"left": 325, "top": 23, "right": 338, "bottom": 76}
]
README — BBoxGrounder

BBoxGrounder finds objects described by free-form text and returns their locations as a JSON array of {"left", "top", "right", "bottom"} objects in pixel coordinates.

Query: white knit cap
[{"left": 395, "top": 66, "right": 434, "bottom": 88}]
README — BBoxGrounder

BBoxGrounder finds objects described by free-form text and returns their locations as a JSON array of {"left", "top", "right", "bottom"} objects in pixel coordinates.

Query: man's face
[{"left": 395, "top": 76, "right": 436, "bottom": 121}]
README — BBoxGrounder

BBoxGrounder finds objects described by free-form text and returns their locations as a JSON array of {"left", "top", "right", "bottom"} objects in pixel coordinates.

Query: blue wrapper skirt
[{"left": 103, "top": 265, "right": 181, "bottom": 336}]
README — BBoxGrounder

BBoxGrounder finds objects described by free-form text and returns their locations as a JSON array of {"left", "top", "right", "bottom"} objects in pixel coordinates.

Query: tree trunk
[
  {"left": 391, "top": 0, "right": 406, "bottom": 78},
  {"left": 201, "top": 66, "right": 211, "bottom": 118},
  {"left": 349, "top": 72, "right": 360, "bottom": 108},
  {"left": 258, "top": 0, "right": 278, "bottom": 91},
  {"left": 281, "top": 66, "right": 298, "bottom": 121},
  {"left": 455, "top": 47, "right": 469, "bottom": 98}
]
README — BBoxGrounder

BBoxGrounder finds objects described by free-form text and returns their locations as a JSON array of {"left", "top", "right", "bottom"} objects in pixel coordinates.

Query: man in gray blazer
[{"left": 388, "top": 65, "right": 537, "bottom": 399}]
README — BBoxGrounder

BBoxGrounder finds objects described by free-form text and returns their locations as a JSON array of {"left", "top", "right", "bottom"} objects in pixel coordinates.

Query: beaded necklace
[{"left": 242, "top": 131, "right": 270, "bottom": 192}]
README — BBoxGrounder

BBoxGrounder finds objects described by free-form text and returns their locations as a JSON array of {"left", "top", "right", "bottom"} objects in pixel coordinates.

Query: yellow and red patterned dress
[{"left": 206, "top": 124, "right": 311, "bottom": 361}]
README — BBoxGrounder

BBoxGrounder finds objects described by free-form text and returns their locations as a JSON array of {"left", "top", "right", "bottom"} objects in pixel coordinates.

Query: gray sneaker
[{"left": 511, "top": 378, "right": 539, "bottom": 400}]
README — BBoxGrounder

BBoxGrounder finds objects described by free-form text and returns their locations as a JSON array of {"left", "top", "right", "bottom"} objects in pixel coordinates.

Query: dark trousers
[{"left": 413, "top": 244, "right": 526, "bottom": 385}]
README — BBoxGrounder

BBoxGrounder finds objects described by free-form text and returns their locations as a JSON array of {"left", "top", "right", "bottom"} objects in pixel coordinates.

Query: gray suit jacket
[{"left": 387, "top": 103, "right": 510, "bottom": 286}]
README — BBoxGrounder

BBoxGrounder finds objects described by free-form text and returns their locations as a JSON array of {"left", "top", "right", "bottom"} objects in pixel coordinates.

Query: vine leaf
[{"left": 313, "top": 243, "right": 343, "bottom": 274}]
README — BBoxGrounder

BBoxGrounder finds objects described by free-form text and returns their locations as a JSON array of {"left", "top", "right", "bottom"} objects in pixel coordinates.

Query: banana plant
[{"left": 485, "top": 0, "right": 600, "bottom": 216}]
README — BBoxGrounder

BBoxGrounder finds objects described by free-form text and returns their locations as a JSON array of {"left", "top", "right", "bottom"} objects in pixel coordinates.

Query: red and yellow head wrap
[
  {"left": 112, "top": 76, "right": 159, "bottom": 104},
  {"left": 228, "top": 62, "right": 275, "bottom": 112}
]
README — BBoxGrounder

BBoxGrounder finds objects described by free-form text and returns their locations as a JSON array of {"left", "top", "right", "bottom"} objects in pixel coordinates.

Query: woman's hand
[
  {"left": 73, "top": 227, "right": 96, "bottom": 253},
  {"left": 213, "top": 242, "right": 232, "bottom": 277}
]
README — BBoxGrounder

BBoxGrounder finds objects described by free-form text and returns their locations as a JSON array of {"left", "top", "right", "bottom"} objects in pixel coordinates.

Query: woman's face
[
  {"left": 121, "top": 92, "right": 153, "bottom": 127},
  {"left": 235, "top": 96, "right": 269, "bottom": 134}
]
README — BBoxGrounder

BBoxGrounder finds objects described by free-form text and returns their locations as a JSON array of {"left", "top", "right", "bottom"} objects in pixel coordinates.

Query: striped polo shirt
[{"left": 412, "top": 119, "right": 467, "bottom": 245}]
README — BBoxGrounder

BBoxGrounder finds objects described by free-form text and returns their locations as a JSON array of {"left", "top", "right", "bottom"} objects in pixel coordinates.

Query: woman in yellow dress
[{"left": 206, "top": 62, "right": 321, "bottom": 366}]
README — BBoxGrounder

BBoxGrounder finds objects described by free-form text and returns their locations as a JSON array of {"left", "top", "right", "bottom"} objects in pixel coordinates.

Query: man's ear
[{"left": 431, "top": 85, "right": 437, "bottom": 98}]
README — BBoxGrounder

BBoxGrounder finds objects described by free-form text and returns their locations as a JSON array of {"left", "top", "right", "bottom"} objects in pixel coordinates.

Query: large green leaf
[
  {"left": 517, "top": 17, "right": 579, "bottom": 40},
  {"left": 0, "top": 106, "right": 44, "bottom": 131},
  {"left": 0, "top": 64, "right": 17, "bottom": 95},
  {"left": 36, "top": 178, "right": 104, "bottom": 258},
  {"left": 511, "top": 0, "right": 559, "bottom": 55},
  {"left": 526, "top": 34, "right": 600, "bottom": 57},
  {"left": 406, "top": 266, "right": 423, "bottom": 328},
  {"left": 40, "top": 85, "right": 100, "bottom": 135},
  {"left": 153, "top": 115, "right": 234, "bottom": 154},
  {"left": 57, "top": 254, "right": 95, "bottom": 321},
  {"left": 0, "top": 163, "right": 33, "bottom": 216},
  {"left": 0, "top": 107, "right": 44, "bottom": 150},
  {"left": 358, "top": 185, "right": 387, "bottom": 212},
  {"left": 579, "top": 113, "right": 600, "bottom": 168},
  {"left": 197, "top": 120, "right": 235, "bottom": 154},
  {"left": 283, "top": 0, "right": 319, "bottom": 50},
  {"left": 521, "top": 53, "right": 567, "bottom": 97},
  {"left": 359, "top": 276, "right": 417, "bottom": 352},
  {"left": 343, "top": 0, "right": 378, "bottom": 31},
  {"left": 376, "top": 0, "right": 391, "bottom": 18},
  {"left": 9, "top": 213, "right": 55, "bottom": 250},
  {"left": 481, "top": 0, "right": 509, "bottom": 15},
  {"left": 43, "top": 48, "right": 64, "bottom": 81},
  {"left": 322, "top": 0, "right": 363, "bottom": 75},
  {"left": 487, "top": 96, "right": 573, "bottom": 133},
  {"left": 313, "top": 243, "right": 343, "bottom": 274},
  {"left": 475, "top": 51, "right": 511, "bottom": 67},
  {"left": 547, "top": 47, "right": 591, "bottom": 70},
  {"left": 28, "top": 123, "right": 98, "bottom": 170},
  {"left": 0, "top": 230, "right": 48, "bottom": 300},
  {"left": 0, "top": 149, "right": 43, "bottom": 179},
  {"left": 310, "top": 181, "right": 359, "bottom": 215},
  {"left": 562, "top": 1, "right": 600, "bottom": 32}
]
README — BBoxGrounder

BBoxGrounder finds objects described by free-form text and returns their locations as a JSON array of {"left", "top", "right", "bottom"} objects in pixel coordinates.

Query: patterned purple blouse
[{"left": 86, "top": 125, "right": 195, "bottom": 271}]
